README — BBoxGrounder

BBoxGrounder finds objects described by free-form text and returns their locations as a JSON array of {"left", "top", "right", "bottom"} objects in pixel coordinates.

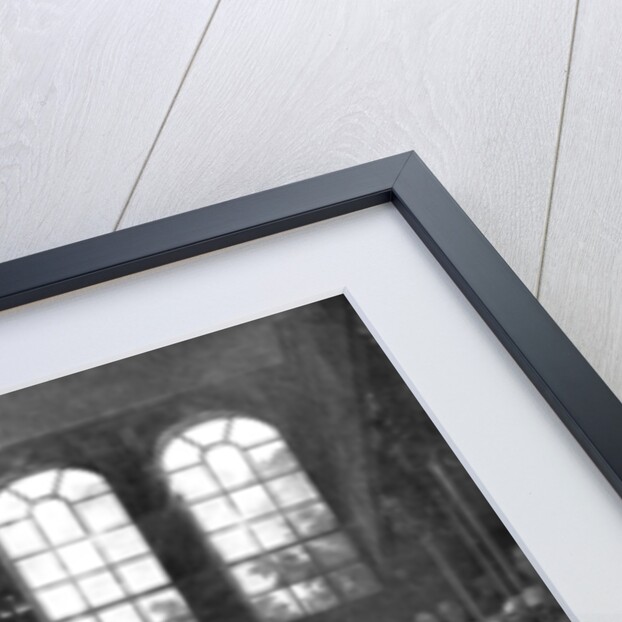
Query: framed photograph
[{"left": 0, "top": 152, "right": 620, "bottom": 622}]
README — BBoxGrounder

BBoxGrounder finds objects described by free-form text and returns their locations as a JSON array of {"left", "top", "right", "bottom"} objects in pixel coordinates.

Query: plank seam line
[
  {"left": 535, "top": 0, "right": 581, "bottom": 298},
  {"left": 113, "top": 0, "right": 224, "bottom": 231}
]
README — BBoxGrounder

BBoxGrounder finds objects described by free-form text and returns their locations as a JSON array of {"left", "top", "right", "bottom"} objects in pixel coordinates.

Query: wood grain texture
[
  {"left": 0, "top": 0, "right": 218, "bottom": 262},
  {"left": 119, "top": 0, "right": 576, "bottom": 290},
  {"left": 539, "top": 1, "right": 622, "bottom": 399}
]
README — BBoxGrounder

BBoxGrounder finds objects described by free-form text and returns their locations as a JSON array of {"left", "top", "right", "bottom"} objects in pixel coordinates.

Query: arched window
[
  {"left": 0, "top": 469, "right": 195, "bottom": 622},
  {"left": 160, "top": 416, "right": 378, "bottom": 621}
]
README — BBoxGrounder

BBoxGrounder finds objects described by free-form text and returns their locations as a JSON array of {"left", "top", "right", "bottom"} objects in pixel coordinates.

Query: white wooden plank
[
  {"left": 539, "top": 1, "right": 622, "bottom": 399},
  {"left": 119, "top": 0, "right": 576, "bottom": 290},
  {"left": 0, "top": 0, "right": 218, "bottom": 262}
]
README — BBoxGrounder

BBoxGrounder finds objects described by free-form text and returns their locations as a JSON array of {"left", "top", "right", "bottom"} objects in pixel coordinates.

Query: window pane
[
  {"left": 251, "top": 589, "right": 302, "bottom": 622},
  {"left": 58, "top": 541, "right": 106, "bottom": 575},
  {"left": 117, "top": 557, "right": 168, "bottom": 594},
  {"left": 230, "top": 559, "right": 280, "bottom": 596},
  {"left": 191, "top": 497, "right": 239, "bottom": 532},
  {"left": 76, "top": 495, "right": 128, "bottom": 533},
  {"left": 286, "top": 503, "right": 337, "bottom": 538},
  {"left": 271, "top": 546, "right": 317, "bottom": 584},
  {"left": 0, "top": 491, "right": 28, "bottom": 523},
  {"left": 210, "top": 527, "right": 261, "bottom": 562},
  {"left": 13, "top": 472, "right": 58, "bottom": 500},
  {"left": 161, "top": 439, "right": 200, "bottom": 472},
  {"left": 34, "top": 500, "right": 84, "bottom": 545},
  {"left": 16, "top": 552, "right": 66, "bottom": 588},
  {"left": 78, "top": 570, "right": 125, "bottom": 607},
  {"left": 229, "top": 418, "right": 278, "bottom": 448},
  {"left": 159, "top": 417, "right": 377, "bottom": 621},
  {"left": 168, "top": 466, "right": 219, "bottom": 501},
  {"left": 249, "top": 442, "right": 297, "bottom": 478},
  {"left": 137, "top": 589, "right": 192, "bottom": 622},
  {"left": 99, "top": 603, "right": 143, "bottom": 622},
  {"left": 230, "top": 486, "right": 276, "bottom": 519},
  {"left": 266, "top": 474, "right": 317, "bottom": 508},
  {"left": 205, "top": 446, "right": 256, "bottom": 488},
  {"left": 59, "top": 471, "right": 109, "bottom": 502},
  {"left": 98, "top": 526, "right": 149, "bottom": 563},
  {"left": 0, "top": 520, "right": 47, "bottom": 558},
  {"left": 330, "top": 563, "right": 379, "bottom": 600},
  {"left": 291, "top": 578, "right": 339, "bottom": 614},
  {"left": 250, "top": 516, "right": 297, "bottom": 550},
  {"left": 306, "top": 534, "right": 357, "bottom": 569},
  {"left": 38, "top": 583, "right": 87, "bottom": 620},
  {"left": 1, "top": 470, "right": 196, "bottom": 622},
  {"left": 183, "top": 420, "right": 227, "bottom": 447}
]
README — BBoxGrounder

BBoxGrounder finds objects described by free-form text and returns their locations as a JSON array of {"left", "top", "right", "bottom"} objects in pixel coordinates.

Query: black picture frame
[{"left": 1, "top": 150, "right": 620, "bottom": 503}]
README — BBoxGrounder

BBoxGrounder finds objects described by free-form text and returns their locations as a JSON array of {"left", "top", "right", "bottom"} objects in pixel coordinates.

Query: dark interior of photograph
[{"left": 0, "top": 296, "right": 568, "bottom": 622}]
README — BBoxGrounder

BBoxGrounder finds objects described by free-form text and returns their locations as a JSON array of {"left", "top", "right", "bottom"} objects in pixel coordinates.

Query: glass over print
[{"left": 0, "top": 297, "right": 568, "bottom": 622}]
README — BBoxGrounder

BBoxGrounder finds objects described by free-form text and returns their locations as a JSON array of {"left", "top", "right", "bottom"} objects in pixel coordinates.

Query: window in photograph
[
  {"left": 0, "top": 469, "right": 195, "bottom": 622},
  {"left": 160, "top": 416, "right": 379, "bottom": 621}
]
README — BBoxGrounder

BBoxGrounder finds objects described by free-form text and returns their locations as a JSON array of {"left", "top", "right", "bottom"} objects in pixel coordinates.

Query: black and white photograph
[{"left": 0, "top": 297, "right": 567, "bottom": 622}]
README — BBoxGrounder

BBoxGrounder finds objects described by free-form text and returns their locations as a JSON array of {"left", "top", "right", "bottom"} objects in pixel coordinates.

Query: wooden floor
[{"left": 2, "top": 1, "right": 620, "bottom": 399}]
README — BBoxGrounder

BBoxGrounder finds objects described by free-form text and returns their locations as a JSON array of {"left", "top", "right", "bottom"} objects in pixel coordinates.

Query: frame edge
[
  {"left": 2, "top": 150, "right": 621, "bottom": 504},
  {"left": 0, "top": 152, "right": 411, "bottom": 311},
  {"left": 393, "top": 151, "right": 622, "bottom": 499}
]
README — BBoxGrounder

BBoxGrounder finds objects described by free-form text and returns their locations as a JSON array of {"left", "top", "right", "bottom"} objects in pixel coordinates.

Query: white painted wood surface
[
  {"left": 539, "top": 1, "right": 622, "bottom": 400},
  {"left": 118, "top": 0, "right": 576, "bottom": 290},
  {"left": 0, "top": 0, "right": 218, "bottom": 262}
]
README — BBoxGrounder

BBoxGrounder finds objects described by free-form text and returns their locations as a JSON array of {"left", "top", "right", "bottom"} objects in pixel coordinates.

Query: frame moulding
[{"left": 1, "top": 151, "right": 621, "bottom": 503}]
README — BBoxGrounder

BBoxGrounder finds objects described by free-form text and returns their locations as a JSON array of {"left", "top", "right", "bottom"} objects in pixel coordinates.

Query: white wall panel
[
  {"left": 0, "top": 0, "right": 218, "bottom": 261},
  {"left": 539, "top": 1, "right": 622, "bottom": 399},
  {"left": 119, "top": 0, "right": 576, "bottom": 290}
]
